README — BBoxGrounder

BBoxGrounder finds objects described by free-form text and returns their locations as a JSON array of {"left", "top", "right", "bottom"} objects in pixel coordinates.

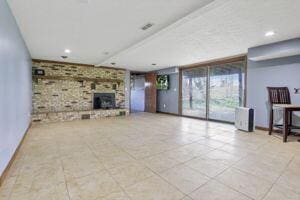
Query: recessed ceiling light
[
  {"left": 64, "top": 49, "right": 71, "bottom": 54},
  {"left": 265, "top": 31, "right": 275, "bottom": 37}
]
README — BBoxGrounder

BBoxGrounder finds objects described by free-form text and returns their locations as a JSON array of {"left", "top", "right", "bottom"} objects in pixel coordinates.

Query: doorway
[{"left": 130, "top": 74, "right": 145, "bottom": 113}]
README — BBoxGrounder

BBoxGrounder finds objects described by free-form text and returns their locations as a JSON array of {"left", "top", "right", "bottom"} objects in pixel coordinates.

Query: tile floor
[{"left": 1, "top": 113, "right": 300, "bottom": 200}]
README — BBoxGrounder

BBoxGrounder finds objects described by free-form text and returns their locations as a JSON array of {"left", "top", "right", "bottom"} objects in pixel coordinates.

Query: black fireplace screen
[{"left": 93, "top": 93, "right": 116, "bottom": 109}]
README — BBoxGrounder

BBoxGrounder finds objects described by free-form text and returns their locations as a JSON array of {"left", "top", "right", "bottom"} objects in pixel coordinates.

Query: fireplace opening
[{"left": 93, "top": 93, "right": 116, "bottom": 109}]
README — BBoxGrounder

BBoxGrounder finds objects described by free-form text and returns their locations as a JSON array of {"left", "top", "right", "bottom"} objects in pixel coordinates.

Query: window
[
  {"left": 182, "top": 67, "right": 207, "bottom": 118},
  {"left": 181, "top": 58, "right": 246, "bottom": 123},
  {"left": 208, "top": 61, "right": 245, "bottom": 122}
]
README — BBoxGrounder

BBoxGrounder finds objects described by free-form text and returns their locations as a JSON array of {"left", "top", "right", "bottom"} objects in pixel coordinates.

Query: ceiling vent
[
  {"left": 76, "top": 0, "right": 89, "bottom": 4},
  {"left": 141, "top": 23, "right": 154, "bottom": 31}
]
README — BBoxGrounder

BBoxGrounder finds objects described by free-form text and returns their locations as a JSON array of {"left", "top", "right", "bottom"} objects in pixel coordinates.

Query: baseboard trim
[
  {"left": 256, "top": 125, "right": 300, "bottom": 135},
  {"left": 156, "top": 111, "right": 180, "bottom": 116},
  {"left": 0, "top": 123, "right": 31, "bottom": 187},
  {"left": 156, "top": 111, "right": 234, "bottom": 125},
  {"left": 255, "top": 126, "right": 269, "bottom": 131}
]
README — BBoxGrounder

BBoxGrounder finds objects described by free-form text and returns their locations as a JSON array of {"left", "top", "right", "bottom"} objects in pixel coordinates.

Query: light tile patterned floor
[{"left": 1, "top": 113, "right": 300, "bottom": 200}]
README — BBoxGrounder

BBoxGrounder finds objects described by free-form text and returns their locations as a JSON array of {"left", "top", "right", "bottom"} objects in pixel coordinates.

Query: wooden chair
[{"left": 267, "top": 87, "right": 292, "bottom": 135}]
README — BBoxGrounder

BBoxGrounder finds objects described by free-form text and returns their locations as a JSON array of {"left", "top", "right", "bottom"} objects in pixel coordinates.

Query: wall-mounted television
[{"left": 156, "top": 75, "right": 169, "bottom": 90}]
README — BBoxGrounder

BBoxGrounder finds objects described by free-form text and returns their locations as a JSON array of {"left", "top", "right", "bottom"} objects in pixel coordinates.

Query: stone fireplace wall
[{"left": 32, "top": 60, "right": 128, "bottom": 122}]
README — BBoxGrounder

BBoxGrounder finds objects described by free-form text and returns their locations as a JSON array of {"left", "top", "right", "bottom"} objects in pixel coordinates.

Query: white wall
[
  {"left": 0, "top": 0, "right": 32, "bottom": 176},
  {"left": 130, "top": 75, "right": 145, "bottom": 112}
]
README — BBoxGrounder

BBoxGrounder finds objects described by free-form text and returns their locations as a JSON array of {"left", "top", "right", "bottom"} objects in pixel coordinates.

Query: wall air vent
[
  {"left": 141, "top": 23, "right": 154, "bottom": 31},
  {"left": 81, "top": 114, "right": 90, "bottom": 120}
]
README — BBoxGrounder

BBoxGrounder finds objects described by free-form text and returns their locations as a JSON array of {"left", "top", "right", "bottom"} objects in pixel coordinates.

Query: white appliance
[{"left": 235, "top": 107, "right": 255, "bottom": 132}]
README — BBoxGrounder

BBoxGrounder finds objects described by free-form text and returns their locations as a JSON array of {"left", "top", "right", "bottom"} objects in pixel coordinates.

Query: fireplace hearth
[{"left": 93, "top": 93, "right": 116, "bottom": 109}]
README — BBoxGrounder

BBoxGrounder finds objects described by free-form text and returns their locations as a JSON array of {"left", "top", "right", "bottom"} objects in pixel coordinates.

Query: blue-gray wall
[
  {"left": 0, "top": 0, "right": 32, "bottom": 176},
  {"left": 247, "top": 39, "right": 300, "bottom": 128},
  {"left": 156, "top": 67, "right": 179, "bottom": 114}
]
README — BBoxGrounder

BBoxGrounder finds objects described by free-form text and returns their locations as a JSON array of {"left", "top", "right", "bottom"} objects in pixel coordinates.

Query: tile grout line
[
  {"left": 184, "top": 152, "right": 256, "bottom": 200},
  {"left": 119, "top": 136, "right": 217, "bottom": 162},
  {"left": 213, "top": 150, "right": 297, "bottom": 200},
  {"left": 7, "top": 133, "right": 37, "bottom": 200},
  {"left": 260, "top": 154, "right": 296, "bottom": 200},
  {"left": 106, "top": 135, "right": 190, "bottom": 198},
  {"left": 4, "top": 114, "right": 300, "bottom": 200},
  {"left": 3, "top": 144, "right": 28, "bottom": 200},
  {"left": 95, "top": 130, "right": 257, "bottom": 198},
  {"left": 56, "top": 135, "right": 72, "bottom": 200},
  {"left": 117, "top": 144, "right": 224, "bottom": 197},
  {"left": 83, "top": 135, "right": 134, "bottom": 200},
  {"left": 6, "top": 166, "right": 21, "bottom": 200}
]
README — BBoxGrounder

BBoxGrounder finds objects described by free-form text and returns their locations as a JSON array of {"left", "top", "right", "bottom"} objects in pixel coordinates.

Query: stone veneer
[
  {"left": 32, "top": 60, "right": 129, "bottom": 123},
  {"left": 32, "top": 109, "right": 129, "bottom": 123}
]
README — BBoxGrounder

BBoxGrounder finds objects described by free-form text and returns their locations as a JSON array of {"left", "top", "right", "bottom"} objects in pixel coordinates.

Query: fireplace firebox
[{"left": 93, "top": 93, "right": 116, "bottom": 109}]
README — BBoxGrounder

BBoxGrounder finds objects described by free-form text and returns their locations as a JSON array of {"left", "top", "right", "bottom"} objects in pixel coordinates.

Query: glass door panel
[
  {"left": 182, "top": 67, "right": 207, "bottom": 118},
  {"left": 208, "top": 62, "right": 245, "bottom": 122}
]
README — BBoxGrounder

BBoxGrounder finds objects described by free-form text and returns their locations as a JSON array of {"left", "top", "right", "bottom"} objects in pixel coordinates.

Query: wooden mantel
[{"left": 32, "top": 75, "right": 124, "bottom": 84}]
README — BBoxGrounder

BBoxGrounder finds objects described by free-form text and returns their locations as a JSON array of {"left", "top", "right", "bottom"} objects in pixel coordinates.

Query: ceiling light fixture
[
  {"left": 152, "top": 63, "right": 157, "bottom": 66},
  {"left": 64, "top": 49, "right": 71, "bottom": 54},
  {"left": 111, "top": 62, "right": 116, "bottom": 65},
  {"left": 265, "top": 31, "right": 275, "bottom": 37}
]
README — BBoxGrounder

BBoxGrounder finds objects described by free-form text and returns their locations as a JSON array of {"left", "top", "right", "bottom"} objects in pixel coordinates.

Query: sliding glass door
[
  {"left": 181, "top": 59, "right": 245, "bottom": 123},
  {"left": 208, "top": 62, "right": 245, "bottom": 122},
  {"left": 182, "top": 67, "right": 207, "bottom": 118}
]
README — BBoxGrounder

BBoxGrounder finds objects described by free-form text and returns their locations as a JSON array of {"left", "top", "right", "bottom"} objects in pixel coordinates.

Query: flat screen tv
[{"left": 156, "top": 75, "right": 169, "bottom": 90}]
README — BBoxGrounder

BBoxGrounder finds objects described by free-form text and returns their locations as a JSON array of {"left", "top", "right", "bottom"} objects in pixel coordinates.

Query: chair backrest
[{"left": 267, "top": 87, "right": 291, "bottom": 105}]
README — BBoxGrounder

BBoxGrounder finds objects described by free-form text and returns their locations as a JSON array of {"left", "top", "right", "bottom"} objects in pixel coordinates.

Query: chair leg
[
  {"left": 288, "top": 111, "right": 293, "bottom": 135},
  {"left": 269, "top": 109, "right": 273, "bottom": 135}
]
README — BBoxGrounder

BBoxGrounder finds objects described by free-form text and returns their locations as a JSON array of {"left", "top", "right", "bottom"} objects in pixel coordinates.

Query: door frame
[
  {"left": 178, "top": 54, "right": 247, "bottom": 123},
  {"left": 130, "top": 72, "right": 146, "bottom": 113}
]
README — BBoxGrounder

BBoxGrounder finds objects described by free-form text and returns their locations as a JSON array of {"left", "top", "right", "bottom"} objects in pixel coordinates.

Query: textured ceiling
[
  {"left": 8, "top": 0, "right": 300, "bottom": 71},
  {"left": 7, "top": 0, "right": 213, "bottom": 68}
]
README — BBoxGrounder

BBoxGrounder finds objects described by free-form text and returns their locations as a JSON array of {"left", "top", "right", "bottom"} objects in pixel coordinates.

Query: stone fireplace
[
  {"left": 31, "top": 60, "right": 129, "bottom": 123},
  {"left": 93, "top": 93, "right": 116, "bottom": 109}
]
